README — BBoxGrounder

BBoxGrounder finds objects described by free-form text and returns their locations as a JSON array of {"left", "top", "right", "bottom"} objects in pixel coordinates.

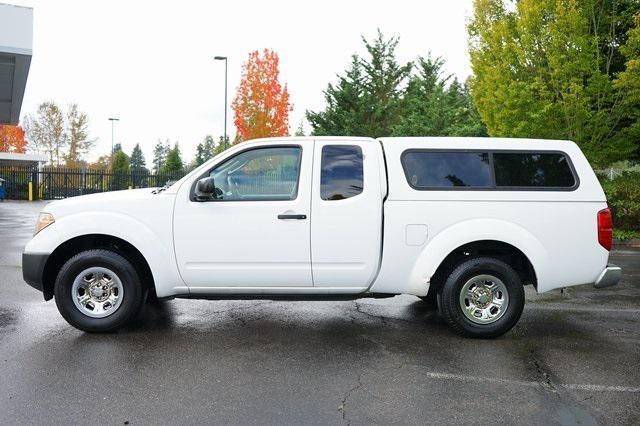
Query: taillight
[{"left": 597, "top": 208, "right": 613, "bottom": 251}]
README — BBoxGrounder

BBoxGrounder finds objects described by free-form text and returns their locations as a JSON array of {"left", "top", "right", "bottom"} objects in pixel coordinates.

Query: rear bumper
[
  {"left": 593, "top": 265, "right": 621, "bottom": 289},
  {"left": 22, "top": 252, "right": 49, "bottom": 292}
]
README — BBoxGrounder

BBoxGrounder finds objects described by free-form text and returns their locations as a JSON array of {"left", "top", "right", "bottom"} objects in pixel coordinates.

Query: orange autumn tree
[
  {"left": 232, "top": 49, "right": 291, "bottom": 142},
  {"left": 0, "top": 125, "right": 26, "bottom": 153}
]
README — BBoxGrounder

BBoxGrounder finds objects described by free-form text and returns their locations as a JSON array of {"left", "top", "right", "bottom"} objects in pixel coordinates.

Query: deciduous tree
[
  {"left": 614, "top": 14, "right": 640, "bottom": 156},
  {"left": 0, "top": 125, "right": 26, "bottom": 153},
  {"left": 65, "top": 104, "right": 95, "bottom": 167},
  {"left": 23, "top": 101, "right": 66, "bottom": 165},
  {"left": 468, "top": 0, "right": 640, "bottom": 165},
  {"left": 88, "top": 155, "right": 110, "bottom": 170},
  {"left": 232, "top": 49, "right": 291, "bottom": 142}
]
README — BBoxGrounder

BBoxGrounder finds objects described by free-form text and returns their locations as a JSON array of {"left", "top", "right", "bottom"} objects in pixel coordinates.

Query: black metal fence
[{"left": 0, "top": 166, "right": 184, "bottom": 200}]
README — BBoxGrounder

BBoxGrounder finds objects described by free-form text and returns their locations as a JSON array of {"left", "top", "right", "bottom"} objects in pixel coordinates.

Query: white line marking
[
  {"left": 416, "top": 370, "right": 640, "bottom": 393},
  {"left": 563, "top": 383, "right": 640, "bottom": 393},
  {"left": 526, "top": 305, "right": 640, "bottom": 314}
]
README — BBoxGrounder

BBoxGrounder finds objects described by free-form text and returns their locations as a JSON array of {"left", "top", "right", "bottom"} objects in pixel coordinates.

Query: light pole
[
  {"left": 214, "top": 56, "right": 228, "bottom": 150},
  {"left": 108, "top": 117, "right": 119, "bottom": 168}
]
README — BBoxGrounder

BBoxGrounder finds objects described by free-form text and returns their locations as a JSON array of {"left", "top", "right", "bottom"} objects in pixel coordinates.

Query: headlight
[{"left": 34, "top": 212, "right": 55, "bottom": 235}]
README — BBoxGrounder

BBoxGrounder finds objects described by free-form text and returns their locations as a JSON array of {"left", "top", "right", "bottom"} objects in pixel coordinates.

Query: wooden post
[{"left": 28, "top": 181, "right": 33, "bottom": 201}]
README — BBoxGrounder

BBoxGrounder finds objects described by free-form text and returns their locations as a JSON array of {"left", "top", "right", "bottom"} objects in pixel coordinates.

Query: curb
[{"left": 614, "top": 239, "right": 640, "bottom": 249}]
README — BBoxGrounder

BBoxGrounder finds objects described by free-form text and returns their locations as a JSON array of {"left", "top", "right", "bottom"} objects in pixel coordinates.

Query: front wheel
[
  {"left": 438, "top": 257, "right": 524, "bottom": 338},
  {"left": 54, "top": 249, "right": 144, "bottom": 332}
]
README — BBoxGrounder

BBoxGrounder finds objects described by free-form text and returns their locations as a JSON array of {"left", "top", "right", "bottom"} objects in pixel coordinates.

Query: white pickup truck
[{"left": 22, "top": 137, "right": 621, "bottom": 337}]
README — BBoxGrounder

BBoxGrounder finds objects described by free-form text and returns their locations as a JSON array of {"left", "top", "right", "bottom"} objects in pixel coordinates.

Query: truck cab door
[
  {"left": 310, "top": 139, "right": 384, "bottom": 287},
  {"left": 173, "top": 141, "right": 313, "bottom": 289}
]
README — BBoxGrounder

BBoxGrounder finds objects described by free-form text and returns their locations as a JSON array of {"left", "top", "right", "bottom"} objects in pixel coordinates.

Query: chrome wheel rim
[
  {"left": 71, "top": 267, "right": 124, "bottom": 318},
  {"left": 459, "top": 274, "right": 509, "bottom": 325}
]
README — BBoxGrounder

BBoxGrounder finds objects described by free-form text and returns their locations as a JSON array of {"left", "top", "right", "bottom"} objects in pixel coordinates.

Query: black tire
[
  {"left": 439, "top": 257, "right": 524, "bottom": 338},
  {"left": 54, "top": 249, "right": 144, "bottom": 332}
]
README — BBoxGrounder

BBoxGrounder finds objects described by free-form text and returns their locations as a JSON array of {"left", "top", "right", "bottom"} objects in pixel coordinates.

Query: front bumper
[
  {"left": 22, "top": 252, "right": 49, "bottom": 292},
  {"left": 594, "top": 265, "right": 621, "bottom": 289}
]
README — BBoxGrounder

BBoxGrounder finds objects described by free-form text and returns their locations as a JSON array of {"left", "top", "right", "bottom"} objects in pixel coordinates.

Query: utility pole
[{"left": 214, "top": 56, "right": 228, "bottom": 150}]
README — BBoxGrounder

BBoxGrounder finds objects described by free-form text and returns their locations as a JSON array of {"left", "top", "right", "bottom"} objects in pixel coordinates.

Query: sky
[{"left": 10, "top": 0, "right": 475, "bottom": 164}]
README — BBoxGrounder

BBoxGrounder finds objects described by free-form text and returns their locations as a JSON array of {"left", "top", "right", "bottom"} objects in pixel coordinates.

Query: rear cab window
[
  {"left": 401, "top": 150, "right": 577, "bottom": 191},
  {"left": 320, "top": 145, "right": 364, "bottom": 200}
]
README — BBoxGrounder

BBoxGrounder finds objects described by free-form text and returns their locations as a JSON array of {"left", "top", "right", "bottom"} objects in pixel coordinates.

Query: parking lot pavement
[{"left": 0, "top": 200, "right": 638, "bottom": 425}]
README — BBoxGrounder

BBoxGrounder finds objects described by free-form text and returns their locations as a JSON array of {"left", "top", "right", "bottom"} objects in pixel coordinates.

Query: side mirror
[{"left": 195, "top": 176, "right": 217, "bottom": 201}]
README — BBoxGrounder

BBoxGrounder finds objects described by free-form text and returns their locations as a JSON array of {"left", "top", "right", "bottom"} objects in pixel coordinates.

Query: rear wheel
[
  {"left": 54, "top": 249, "right": 144, "bottom": 332},
  {"left": 438, "top": 257, "right": 524, "bottom": 338}
]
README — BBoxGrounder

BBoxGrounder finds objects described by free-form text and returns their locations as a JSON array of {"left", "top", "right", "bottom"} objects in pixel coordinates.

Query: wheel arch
[
  {"left": 407, "top": 218, "right": 548, "bottom": 296},
  {"left": 428, "top": 240, "right": 537, "bottom": 296},
  {"left": 42, "top": 234, "right": 154, "bottom": 301}
]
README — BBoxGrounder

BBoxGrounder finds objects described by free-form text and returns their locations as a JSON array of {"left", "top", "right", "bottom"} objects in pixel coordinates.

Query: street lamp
[
  {"left": 214, "top": 56, "right": 228, "bottom": 150},
  {"left": 108, "top": 117, "right": 119, "bottom": 168}
]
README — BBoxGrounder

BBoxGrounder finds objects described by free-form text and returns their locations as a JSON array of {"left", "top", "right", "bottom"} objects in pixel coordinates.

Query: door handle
[{"left": 277, "top": 214, "right": 307, "bottom": 220}]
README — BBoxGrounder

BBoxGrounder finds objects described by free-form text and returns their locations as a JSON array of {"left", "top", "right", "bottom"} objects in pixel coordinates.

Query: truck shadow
[{"left": 118, "top": 297, "right": 595, "bottom": 345}]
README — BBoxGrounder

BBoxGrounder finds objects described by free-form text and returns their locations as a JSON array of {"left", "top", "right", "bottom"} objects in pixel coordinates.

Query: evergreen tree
[
  {"left": 111, "top": 150, "right": 130, "bottom": 190},
  {"left": 194, "top": 142, "right": 206, "bottom": 167},
  {"left": 214, "top": 136, "right": 229, "bottom": 156},
  {"left": 445, "top": 80, "right": 487, "bottom": 137},
  {"left": 161, "top": 143, "right": 184, "bottom": 175},
  {"left": 294, "top": 121, "right": 305, "bottom": 136},
  {"left": 203, "top": 135, "right": 216, "bottom": 157},
  {"left": 307, "top": 56, "right": 366, "bottom": 136},
  {"left": 152, "top": 140, "right": 169, "bottom": 174},
  {"left": 392, "top": 56, "right": 487, "bottom": 137},
  {"left": 111, "top": 150, "right": 129, "bottom": 173},
  {"left": 306, "top": 31, "right": 485, "bottom": 139},
  {"left": 194, "top": 135, "right": 219, "bottom": 167},
  {"left": 307, "top": 30, "right": 412, "bottom": 137},
  {"left": 130, "top": 143, "right": 147, "bottom": 172}
]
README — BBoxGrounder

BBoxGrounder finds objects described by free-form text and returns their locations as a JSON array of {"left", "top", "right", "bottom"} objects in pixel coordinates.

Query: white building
[
  {"left": 0, "top": 2, "right": 33, "bottom": 125},
  {"left": 0, "top": 152, "right": 46, "bottom": 167}
]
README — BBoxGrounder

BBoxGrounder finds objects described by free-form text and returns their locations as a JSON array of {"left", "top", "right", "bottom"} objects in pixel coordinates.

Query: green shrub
[
  {"left": 613, "top": 229, "right": 640, "bottom": 241},
  {"left": 600, "top": 172, "right": 640, "bottom": 232}
]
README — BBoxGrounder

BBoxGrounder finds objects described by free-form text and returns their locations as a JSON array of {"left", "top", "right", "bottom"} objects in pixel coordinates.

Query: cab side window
[
  {"left": 320, "top": 145, "right": 364, "bottom": 200},
  {"left": 208, "top": 146, "right": 301, "bottom": 201}
]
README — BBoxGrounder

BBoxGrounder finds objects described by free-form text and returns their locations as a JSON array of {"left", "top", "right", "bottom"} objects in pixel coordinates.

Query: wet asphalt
[{"left": 0, "top": 200, "right": 639, "bottom": 425}]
